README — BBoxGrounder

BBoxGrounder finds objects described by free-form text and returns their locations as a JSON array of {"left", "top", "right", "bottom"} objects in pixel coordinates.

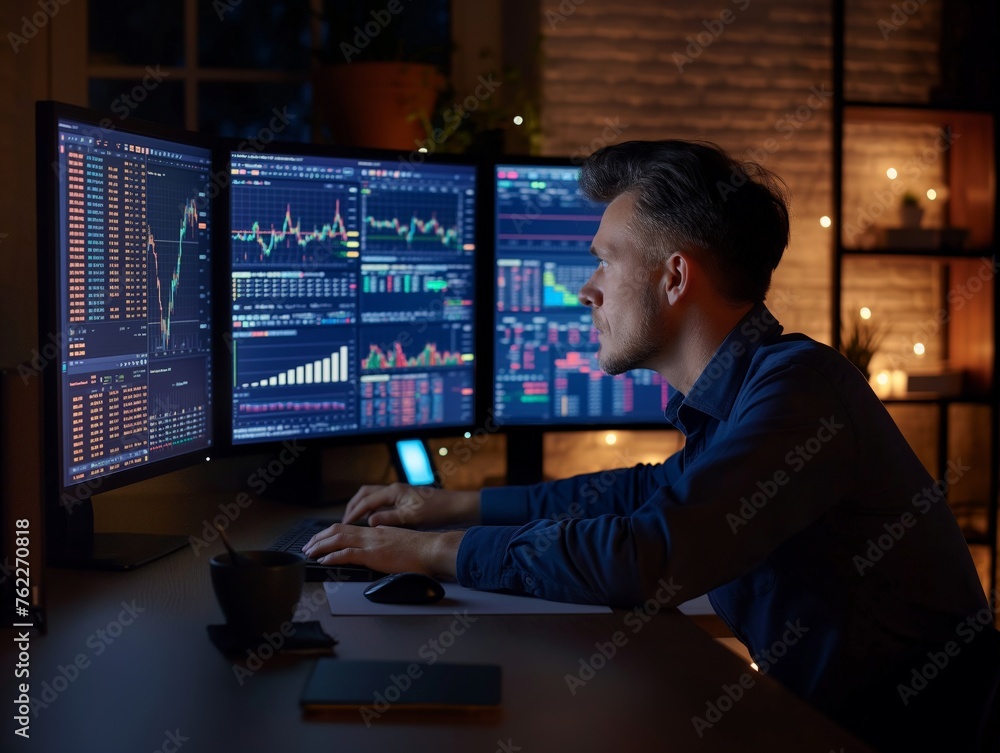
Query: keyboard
[{"left": 267, "top": 517, "right": 385, "bottom": 582}]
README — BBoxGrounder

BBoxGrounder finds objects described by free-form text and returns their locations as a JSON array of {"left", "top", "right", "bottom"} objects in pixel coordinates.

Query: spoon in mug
[{"left": 215, "top": 523, "right": 254, "bottom": 566}]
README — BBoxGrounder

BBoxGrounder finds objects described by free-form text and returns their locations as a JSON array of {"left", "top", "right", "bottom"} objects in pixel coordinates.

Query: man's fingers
[
  {"left": 297, "top": 525, "right": 447, "bottom": 576},
  {"left": 303, "top": 523, "right": 358, "bottom": 555},
  {"left": 368, "top": 509, "right": 404, "bottom": 527},
  {"left": 343, "top": 486, "right": 397, "bottom": 523},
  {"left": 317, "top": 547, "right": 367, "bottom": 566},
  {"left": 343, "top": 486, "right": 377, "bottom": 522},
  {"left": 303, "top": 522, "right": 338, "bottom": 550}
]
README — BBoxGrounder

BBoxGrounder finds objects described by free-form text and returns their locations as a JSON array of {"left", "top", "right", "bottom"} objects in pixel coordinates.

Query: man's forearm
[{"left": 482, "top": 462, "right": 660, "bottom": 526}]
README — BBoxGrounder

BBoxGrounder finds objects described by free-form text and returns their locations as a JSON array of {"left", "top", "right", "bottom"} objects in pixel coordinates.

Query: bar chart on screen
[{"left": 234, "top": 330, "right": 354, "bottom": 389}]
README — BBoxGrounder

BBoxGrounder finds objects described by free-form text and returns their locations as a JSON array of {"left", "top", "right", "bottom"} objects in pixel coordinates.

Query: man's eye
[{"left": 597, "top": 259, "right": 608, "bottom": 269}]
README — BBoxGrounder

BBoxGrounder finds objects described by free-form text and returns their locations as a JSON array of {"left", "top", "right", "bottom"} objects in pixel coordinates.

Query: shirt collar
[{"left": 664, "top": 302, "right": 784, "bottom": 427}]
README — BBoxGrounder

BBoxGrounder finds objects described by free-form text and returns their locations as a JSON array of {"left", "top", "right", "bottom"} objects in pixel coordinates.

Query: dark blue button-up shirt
[{"left": 456, "top": 303, "right": 987, "bottom": 723}]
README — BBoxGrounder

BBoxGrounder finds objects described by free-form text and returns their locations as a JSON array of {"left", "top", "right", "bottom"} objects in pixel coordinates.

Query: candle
[
  {"left": 890, "top": 370, "right": 908, "bottom": 397},
  {"left": 871, "top": 371, "right": 892, "bottom": 399}
]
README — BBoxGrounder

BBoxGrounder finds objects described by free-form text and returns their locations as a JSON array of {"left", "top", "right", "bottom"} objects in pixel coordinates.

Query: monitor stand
[
  {"left": 46, "top": 494, "right": 188, "bottom": 571},
  {"left": 260, "top": 447, "right": 328, "bottom": 505},
  {"left": 505, "top": 428, "right": 545, "bottom": 485}
]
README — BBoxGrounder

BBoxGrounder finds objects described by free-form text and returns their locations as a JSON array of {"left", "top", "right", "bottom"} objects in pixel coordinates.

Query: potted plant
[
  {"left": 310, "top": 1, "right": 448, "bottom": 149},
  {"left": 412, "top": 59, "right": 542, "bottom": 157},
  {"left": 900, "top": 191, "right": 924, "bottom": 228},
  {"left": 841, "top": 317, "right": 885, "bottom": 381}
]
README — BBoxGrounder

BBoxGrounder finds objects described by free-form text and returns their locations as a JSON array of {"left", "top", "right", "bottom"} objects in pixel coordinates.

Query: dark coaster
[{"left": 207, "top": 621, "right": 337, "bottom": 657}]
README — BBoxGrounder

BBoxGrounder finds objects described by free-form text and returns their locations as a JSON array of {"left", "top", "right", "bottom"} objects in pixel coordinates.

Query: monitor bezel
[
  {"left": 214, "top": 137, "right": 488, "bottom": 456},
  {"left": 488, "top": 154, "right": 673, "bottom": 431},
  {"left": 36, "top": 100, "right": 218, "bottom": 511}
]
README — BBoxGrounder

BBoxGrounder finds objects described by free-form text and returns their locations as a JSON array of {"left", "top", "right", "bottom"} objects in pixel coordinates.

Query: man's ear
[{"left": 663, "top": 252, "right": 689, "bottom": 305}]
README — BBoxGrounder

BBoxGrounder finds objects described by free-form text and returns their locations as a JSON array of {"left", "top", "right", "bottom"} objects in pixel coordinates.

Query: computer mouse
[{"left": 363, "top": 572, "right": 445, "bottom": 605}]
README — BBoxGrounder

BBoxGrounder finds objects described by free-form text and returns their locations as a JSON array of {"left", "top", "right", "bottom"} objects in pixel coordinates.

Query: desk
[{"left": 1, "top": 474, "right": 876, "bottom": 752}]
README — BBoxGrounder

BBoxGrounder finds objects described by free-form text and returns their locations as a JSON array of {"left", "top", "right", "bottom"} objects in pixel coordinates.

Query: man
[{"left": 304, "top": 141, "right": 993, "bottom": 751}]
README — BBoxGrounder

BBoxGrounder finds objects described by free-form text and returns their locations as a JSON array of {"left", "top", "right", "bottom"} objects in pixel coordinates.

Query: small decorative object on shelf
[
  {"left": 899, "top": 191, "right": 924, "bottom": 228},
  {"left": 841, "top": 308, "right": 885, "bottom": 382},
  {"left": 871, "top": 190, "right": 969, "bottom": 250}
]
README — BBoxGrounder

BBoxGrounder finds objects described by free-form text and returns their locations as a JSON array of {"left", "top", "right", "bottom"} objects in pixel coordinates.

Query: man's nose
[{"left": 578, "top": 272, "right": 600, "bottom": 307}]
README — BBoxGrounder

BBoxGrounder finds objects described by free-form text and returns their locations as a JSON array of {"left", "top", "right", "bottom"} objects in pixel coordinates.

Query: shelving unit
[{"left": 831, "top": 1, "right": 999, "bottom": 600}]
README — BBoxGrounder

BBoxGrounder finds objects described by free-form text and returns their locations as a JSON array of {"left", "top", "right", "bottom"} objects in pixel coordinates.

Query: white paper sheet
[
  {"left": 677, "top": 593, "right": 716, "bottom": 616},
  {"left": 323, "top": 581, "right": 613, "bottom": 616}
]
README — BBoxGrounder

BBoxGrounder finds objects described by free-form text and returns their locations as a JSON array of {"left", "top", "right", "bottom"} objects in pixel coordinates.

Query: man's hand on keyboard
[
  {"left": 301, "top": 523, "right": 465, "bottom": 577},
  {"left": 342, "top": 483, "right": 481, "bottom": 529}
]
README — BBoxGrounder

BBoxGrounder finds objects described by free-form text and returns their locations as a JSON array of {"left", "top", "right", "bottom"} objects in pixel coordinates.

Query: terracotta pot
[
  {"left": 312, "top": 62, "right": 445, "bottom": 150},
  {"left": 900, "top": 204, "right": 924, "bottom": 228}
]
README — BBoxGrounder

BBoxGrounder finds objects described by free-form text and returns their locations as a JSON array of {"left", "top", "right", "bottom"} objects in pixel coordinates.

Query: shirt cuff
[
  {"left": 480, "top": 486, "right": 533, "bottom": 526},
  {"left": 455, "top": 525, "right": 518, "bottom": 590}
]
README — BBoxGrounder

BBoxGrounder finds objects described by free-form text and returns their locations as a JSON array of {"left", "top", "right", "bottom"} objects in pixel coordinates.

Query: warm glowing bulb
[
  {"left": 859, "top": 307, "right": 872, "bottom": 320},
  {"left": 513, "top": 115, "right": 524, "bottom": 125},
  {"left": 819, "top": 216, "right": 832, "bottom": 228},
  {"left": 750, "top": 662, "right": 759, "bottom": 672},
  {"left": 926, "top": 189, "right": 937, "bottom": 201},
  {"left": 438, "top": 447, "right": 448, "bottom": 456},
  {"left": 605, "top": 432, "right": 617, "bottom": 445},
  {"left": 886, "top": 168, "right": 898, "bottom": 179},
  {"left": 876, "top": 372, "right": 890, "bottom": 386},
  {"left": 418, "top": 147, "right": 428, "bottom": 153},
  {"left": 913, "top": 342, "right": 925, "bottom": 356}
]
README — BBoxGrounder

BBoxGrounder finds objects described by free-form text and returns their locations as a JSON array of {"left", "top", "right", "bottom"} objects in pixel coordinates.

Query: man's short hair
[{"left": 579, "top": 140, "right": 789, "bottom": 304}]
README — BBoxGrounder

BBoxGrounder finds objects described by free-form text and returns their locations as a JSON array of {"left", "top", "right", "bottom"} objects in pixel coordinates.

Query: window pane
[
  {"left": 89, "top": 0, "right": 184, "bottom": 67},
  {"left": 318, "top": 0, "right": 450, "bottom": 69},
  {"left": 199, "top": 1, "right": 311, "bottom": 70},
  {"left": 198, "top": 82, "right": 311, "bottom": 143},
  {"left": 88, "top": 79, "right": 185, "bottom": 130}
]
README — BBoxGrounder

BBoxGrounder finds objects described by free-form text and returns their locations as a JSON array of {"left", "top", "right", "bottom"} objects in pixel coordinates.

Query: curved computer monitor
[
  {"left": 221, "top": 142, "right": 480, "bottom": 461},
  {"left": 36, "top": 101, "right": 215, "bottom": 568},
  {"left": 491, "top": 158, "right": 671, "bottom": 483}
]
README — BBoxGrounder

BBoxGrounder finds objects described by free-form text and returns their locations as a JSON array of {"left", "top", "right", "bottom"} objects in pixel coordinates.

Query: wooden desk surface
[{"left": 1, "top": 466, "right": 876, "bottom": 752}]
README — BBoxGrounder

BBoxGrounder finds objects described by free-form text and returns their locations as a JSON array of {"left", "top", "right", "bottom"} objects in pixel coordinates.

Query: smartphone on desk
[{"left": 391, "top": 438, "right": 440, "bottom": 487}]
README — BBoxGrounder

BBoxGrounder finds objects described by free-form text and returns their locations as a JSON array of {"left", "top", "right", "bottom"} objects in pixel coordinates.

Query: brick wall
[{"left": 844, "top": 0, "right": 942, "bottom": 103}]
